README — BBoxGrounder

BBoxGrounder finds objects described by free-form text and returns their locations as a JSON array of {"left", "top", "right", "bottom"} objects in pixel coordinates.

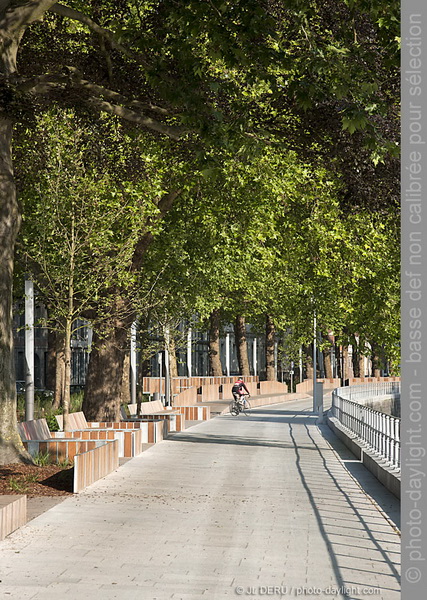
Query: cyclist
[{"left": 231, "top": 377, "right": 250, "bottom": 408}]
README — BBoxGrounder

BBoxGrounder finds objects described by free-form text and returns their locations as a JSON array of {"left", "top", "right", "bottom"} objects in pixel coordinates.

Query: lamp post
[
  {"left": 253, "top": 337, "right": 257, "bottom": 376},
  {"left": 225, "top": 332, "right": 230, "bottom": 376},
  {"left": 158, "top": 351, "right": 163, "bottom": 403},
  {"left": 164, "top": 327, "right": 171, "bottom": 407},
  {"left": 130, "top": 322, "right": 137, "bottom": 404},
  {"left": 25, "top": 279, "right": 35, "bottom": 421},
  {"left": 313, "top": 309, "right": 317, "bottom": 414},
  {"left": 290, "top": 361, "right": 294, "bottom": 393},
  {"left": 187, "top": 327, "right": 192, "bottom": 377},
  {"left": 312, "top": 309, "right": 324, "bottom": 422}
]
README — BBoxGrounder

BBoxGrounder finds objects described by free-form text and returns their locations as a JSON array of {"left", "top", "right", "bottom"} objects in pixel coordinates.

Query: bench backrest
[
  {"left": 18, "top": 418, "right": 51, "bottom": 441},
  {"left": 55, "top": 411, "right": 89, "bottom": 431},
  {"left": 139, "top": 400, "right": 164, "bottom": 415}
]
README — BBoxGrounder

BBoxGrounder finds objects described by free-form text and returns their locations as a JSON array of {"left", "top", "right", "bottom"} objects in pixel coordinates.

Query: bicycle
[{"left": 229, "top": 394, "right": 251, "bottom": 416}]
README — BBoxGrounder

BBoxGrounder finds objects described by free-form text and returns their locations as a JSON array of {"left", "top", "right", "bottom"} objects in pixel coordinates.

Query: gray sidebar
[{"left": 402, "top": 1, "right": 427, "bottom": 598}]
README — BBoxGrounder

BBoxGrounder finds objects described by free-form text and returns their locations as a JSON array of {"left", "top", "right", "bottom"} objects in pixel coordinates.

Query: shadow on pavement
[
  {"left": 167, "top": 430, "right": 321, "bottom": 451},
  {"left": 294, "top": 423, "right": 400, "bottom": 597},
  {"left": 317, "top": 421, "right": 401, "bottom": 530},
  {"left": 169, "top": 403, "right": 400, "bottom": 597}
]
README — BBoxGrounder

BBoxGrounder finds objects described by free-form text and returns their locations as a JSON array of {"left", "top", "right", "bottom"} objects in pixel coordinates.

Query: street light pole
[
  {"left": 25, "top": 279, "right": 35, "bottom": 421},
  {"left": 253, "top": 337, "right": 257, "bottom": 376},
  {"left": 130, "top": 322, "right": 137, "bottom": 404},
  {"left": 187, "top": 327, "right": 192, "bottom": 377},
  {"left": 290, "top": 361, "right": 294, "bottom": 393},
  {"left": 313, "top": 309, "right": 317, "bottom": 414},
  {"left": 225, "top": 332, "right": 230, "bottom": 377},
  {"left": 158, "top": 351, "right": 163, "bottom": 403},
  {"left": 164, "top": 327, "right": 170, "bottom": 407}
]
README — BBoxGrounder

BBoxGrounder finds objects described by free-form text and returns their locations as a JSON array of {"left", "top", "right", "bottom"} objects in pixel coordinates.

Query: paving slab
[{"left": 0, "top": 398, "right": 400, "bottom": 600}]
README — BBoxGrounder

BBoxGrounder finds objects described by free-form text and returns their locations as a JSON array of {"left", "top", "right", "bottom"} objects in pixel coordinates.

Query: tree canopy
[{"left": 0, "top": 0, "right": 400, "bottom": 462}]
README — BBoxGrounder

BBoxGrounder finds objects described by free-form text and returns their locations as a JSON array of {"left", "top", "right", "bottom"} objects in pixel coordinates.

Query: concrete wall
[
  {"left": 361, "top": 395, "right": 401, "bottom": 418},
  {"left": 296, "top": 378, "right": 341, "bottom": 394}
]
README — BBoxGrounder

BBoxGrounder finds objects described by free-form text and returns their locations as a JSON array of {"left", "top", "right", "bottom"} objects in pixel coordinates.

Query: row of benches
[
  {"left": 17, "top": 400, "right": 211, "bottom": 478},
  {"left": 1, "top": 400, "right": 212, "bottom": 539},
  {"left": 18, "top": 401, "right": 189, "bottom": 463}
]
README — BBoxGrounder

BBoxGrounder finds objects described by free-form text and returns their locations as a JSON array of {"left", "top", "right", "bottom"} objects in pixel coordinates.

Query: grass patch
[
  {"left": 8, "top": 476, "right": 29, "bottom": 494},
  {"left": 32, "top": 452, "right": 52, "bottom": 466}
]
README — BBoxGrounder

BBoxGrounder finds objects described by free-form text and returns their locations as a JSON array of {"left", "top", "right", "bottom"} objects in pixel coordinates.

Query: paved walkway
[{"left": 0, "top": 398, "right": 400, "bottom": 600}]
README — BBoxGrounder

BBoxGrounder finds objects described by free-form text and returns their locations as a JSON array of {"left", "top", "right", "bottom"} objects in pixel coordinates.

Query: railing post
[
  {"left": 396, "top": 418, "right": 401, "bottom": 469},
  {"left": 375, "top": 412, "right": 381, "bottom": 454},
  {"left": 385, "top": 415, "right": 391, "bottom": 464}
]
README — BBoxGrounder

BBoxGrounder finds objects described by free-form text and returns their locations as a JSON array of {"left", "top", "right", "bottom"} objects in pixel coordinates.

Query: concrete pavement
[{"left": 0, "top": 398, "right": 400, "bottom": 600}]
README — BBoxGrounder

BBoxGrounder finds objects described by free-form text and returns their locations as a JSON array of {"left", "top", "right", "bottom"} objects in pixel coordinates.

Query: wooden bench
[
  {"left": 0, "top": 496, "right": 26, "bottom": 540},
  {"left": 17, "top": 418, "right": 119, "bottom": 492},
  {"left": 92, "top": 420, "right": 165, "bottom": 444},
  {"left": 74, "top": 440, "right": 119, "bottom": 493},
  {"left": 121, "top": 401, "right": 185, "bottom": 432},
  {"left": 56, "top": 411, "right": 166, "bottom": 446},
  {"left": 18, "top": 419, "right": 104, "bottom": 461},
  {"left": 175, "top": 405, "right": 211, "bottom": 422}
]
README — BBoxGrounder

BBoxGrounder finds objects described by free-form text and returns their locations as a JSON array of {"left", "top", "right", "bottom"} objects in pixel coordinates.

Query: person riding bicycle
[{"left": 231, "top": 377, "right": 250, "bottom": 408}]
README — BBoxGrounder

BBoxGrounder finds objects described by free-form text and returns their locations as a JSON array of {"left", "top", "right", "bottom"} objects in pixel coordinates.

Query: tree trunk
[
  {"left": 137, "top": 318, "right": 151, "bottom": 402},
  {"left": 0, "top": 115, "right": 31, "bottom": 464},
  {"left": 234, "top": 315, "right": 250, "bottom": 376},
  {"left": 371, "top": 343, "right": 382, "bottom": 377},
  {"left": 304, "top": 345, "right": 313, "bottom": 380},
  {"left": 351, "top": 336, "right": 361, "bottom": 378},
  {"left": 265, "top": 314, "right": 276, "bottom": 381},
  {"left": 120, "top": 352, "right": 131, "bottom": 405},
  {"left": 359, "top": 354, "right": 366, "bottom": 377},
  {"left": 324, "top": 348, "right": 333, "bottom": 379},
  {"left": 168, "top": 335, "right": 179, "bottom": 379},
  {"left": 63, "top": 317, "right": 72, "bottom": 431},
  {"left": 82, "top": 318, "right": 128, "bottom": 421},
  {"left": 209, "top": 309, "right": 222, "bottom": 376},
  {"left": 322, "top": 334, "right": 334, "bottom": 379},
  {"left": 334, "top": 344, "right": 341, "bottom": 381},
  {"left": 53, "top": 331, "right": 65, "bottom": 411},
  {"left": 343, "top": 346, "right": 350, "bottom": 383},
  {"left": 46, "top": 325, "right": 56, "bottom": 392},
  {"left": 0, "top": 1, "right": 60, "bottom": 461}
]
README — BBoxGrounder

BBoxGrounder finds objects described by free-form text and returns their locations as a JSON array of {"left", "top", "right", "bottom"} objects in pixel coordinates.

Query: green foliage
[
  {"left": 10, "top": 0, "right": 400, "bottom": 382},
  {"left": 32, "top": 452, "right": 52, "bottom": 467},
  {"left": 8, "top": 477, "right": 29, "bottom": 493},
  {"left": 16, "top": 391, "right": 55, "bottom": 421},
  {"left": 16, "top": 110, "right": 156, "bottom": 323},
  {"left": 70, "top": 392, "right": 84, "bottom": 414},
  {"left": 45, "top": 412, "right": 61, "bottom": 433},
  {"left": 140, "top": 140, "right": 399, "bottom": 366}
]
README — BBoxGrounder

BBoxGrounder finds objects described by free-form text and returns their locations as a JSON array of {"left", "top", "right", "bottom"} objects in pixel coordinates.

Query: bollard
[{"left": 315, "top": 382, "right": 324, "bottom": 423}]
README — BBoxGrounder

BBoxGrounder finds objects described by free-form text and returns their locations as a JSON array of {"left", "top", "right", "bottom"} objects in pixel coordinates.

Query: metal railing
[
  {"left": 331, "top": 383, "right": 401, "bottom": 471},
  {"left": 335, "top": 382, "right": 400, "bottom": 402}
]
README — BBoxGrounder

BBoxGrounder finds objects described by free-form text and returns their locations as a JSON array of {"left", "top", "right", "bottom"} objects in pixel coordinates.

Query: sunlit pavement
[{"left": 0, "top": 397, "right": 400, "bottom": 600}]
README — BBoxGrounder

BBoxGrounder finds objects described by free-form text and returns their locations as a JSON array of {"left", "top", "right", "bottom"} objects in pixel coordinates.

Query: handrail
[
  {"left": 334, "top": 382, "right": 401, "bottom": 401},
  {"left": 331, "top": 384, "right": 401, "bottom": 471}
]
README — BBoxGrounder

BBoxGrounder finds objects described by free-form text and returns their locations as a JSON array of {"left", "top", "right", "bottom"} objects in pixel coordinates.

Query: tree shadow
[{"left": 169, "top": 405, "right": 400, "bottom": 597}]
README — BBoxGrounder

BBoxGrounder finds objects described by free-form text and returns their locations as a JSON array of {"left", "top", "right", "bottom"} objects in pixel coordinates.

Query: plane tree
[
  {"left": 140, "top": 143, "right": 400, "bottom": 380},
  {"left": 15, "top": 108, "right": 180, "bottom": 427},
  {"left": 1, "top": 0, "right": 399, "bottom": 461}
]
